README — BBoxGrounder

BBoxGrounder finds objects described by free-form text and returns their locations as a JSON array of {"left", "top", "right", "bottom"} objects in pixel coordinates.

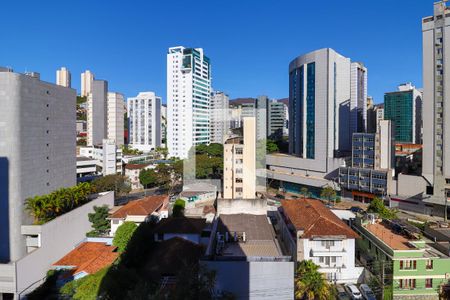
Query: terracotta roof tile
[
  {"left": 281, "top": 199, "right": 359, "bottom": 239},
  {"left": 110, "top": 195, "right": 168, "bottom": 219},
  {"left": 53, "top": 242, "right": 118, "bottom": 275}
]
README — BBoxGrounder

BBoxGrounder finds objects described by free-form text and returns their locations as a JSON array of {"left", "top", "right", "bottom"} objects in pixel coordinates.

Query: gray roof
[{"left": 217, "top": 214, "right": 275, "bottom": 241}]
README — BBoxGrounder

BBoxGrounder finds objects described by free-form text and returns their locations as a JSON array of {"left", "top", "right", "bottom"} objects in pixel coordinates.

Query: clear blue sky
[{"left": 0, "top": 0, "right": 434, "bottom": 104}]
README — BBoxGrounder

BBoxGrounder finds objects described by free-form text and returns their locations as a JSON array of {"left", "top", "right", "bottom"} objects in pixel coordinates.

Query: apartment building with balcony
[
  {"left": 278, "top": 199, "right": 363, "bottom": 284},
  {"left": 79, "top": 139, "right": 122, "bottom": 176},
  {"left": 353, "top": 216, "right": 450, "bottom": 300}
]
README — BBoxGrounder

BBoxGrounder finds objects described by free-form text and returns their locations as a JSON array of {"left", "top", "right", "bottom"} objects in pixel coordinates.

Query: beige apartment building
[{"left": 223, "top": 117, "right": 256, "bottom": 199}]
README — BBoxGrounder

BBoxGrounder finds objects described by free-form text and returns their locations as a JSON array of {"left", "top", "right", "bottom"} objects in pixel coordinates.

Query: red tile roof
[
  {"left": 281, "top": 199, "right": 359, "bottom": 239},
  {"left": 53, "top": 242, "right": 118, "bottom": 275},
  {"left": 110, "top": 195, "right": 168, "bottom": 219}
]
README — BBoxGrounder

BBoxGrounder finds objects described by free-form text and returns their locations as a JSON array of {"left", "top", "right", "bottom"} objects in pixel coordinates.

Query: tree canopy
[
  {"left": 113, "top": 221, "right": 138, "bottom": 252},
  {"left": 92, "top": 174, "right": 131, "bottom": 197},
  {"left": 172, "top": 199, "right": 186, "bottom": 217},
  {"left": 139, "top": 169, "right": 158, "bottom": 188},
  {"left": 266, "top": 139, "right": 279, "bottom": 153},
  {"left": 87, "top": 205, "right": 110, "bottom": 237},
  {"left": 367, "top": 197, "right": 397, "bottom": 219},
  {"left": 320, "top": 186, "right": 336, "bottom": 204}
]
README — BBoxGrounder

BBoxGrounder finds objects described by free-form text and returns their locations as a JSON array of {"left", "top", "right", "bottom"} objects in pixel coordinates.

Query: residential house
[
  {"left": 278, "top": 199, "right": 363, "bottom": 283},
  {"left": 124, "top": 163, "right": 154, "bottom": 190},
  {"left": 152, "top": 217, "right": 210, "bottom": 245},
  {"left": 108, "top": 195, "right": 168, "bottom": 236},
  {"left": 353, "top": 216, "right": 450, "bottom": 300},
  {"left": 52, "top": 242, "right": 118, "bottom": 281}
]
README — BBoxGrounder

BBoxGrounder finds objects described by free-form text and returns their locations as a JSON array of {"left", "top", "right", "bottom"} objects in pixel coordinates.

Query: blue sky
[{"left": 0, "top": 0, "right": 434, "bottom": 103}]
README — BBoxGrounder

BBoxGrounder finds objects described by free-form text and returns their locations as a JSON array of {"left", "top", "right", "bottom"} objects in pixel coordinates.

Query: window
[
  {"left": 236, "top": 187, "right": 243, "bottom": 193},
  {"left": 235, "top": 178, "right": 243, "bottom": 183},
  {"left": 400, "top": 260, "right": 416, "bottom": 270},
  {"left": 425, "top": 279, "right": 433, "bottom": 288},
  {"left": 399, "top": 279, "right": 416, "bottom": 290},
  {"left": 235, "top": 148, "right": 243, "bottom": 154},
  {"left": 321, "top": 240, "right": 335, "bottom": 249},
  {"left": 426, "top": 259, "right": 433, "bottom": 270}
]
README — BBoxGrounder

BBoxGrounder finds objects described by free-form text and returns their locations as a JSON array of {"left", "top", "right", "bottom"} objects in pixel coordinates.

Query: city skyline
[{"left": 0, "top": 0, "right": 434, "bottom": 103}]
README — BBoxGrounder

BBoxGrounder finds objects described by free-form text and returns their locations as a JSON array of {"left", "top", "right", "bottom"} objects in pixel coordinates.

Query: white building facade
[
  {"left": 210, "top": 91, "right": 229, "bottom": 143},
  {"left": 79, "top": 139, "right": 122, "bottom": 175},
  {"left": 56, "top": 67, "right": 71, "bottom": 88},
  {"left": 127, "top": 92, "right": 162, "bottom": 152},
  {"left": 167, "top": 46, "right": 211, "bottom": 159},
  {"left": 107, "top": 92, "right": 125, "bottom": 146},
  {"left": 80, "top": 70, "right": 94, "bottom": 97}
]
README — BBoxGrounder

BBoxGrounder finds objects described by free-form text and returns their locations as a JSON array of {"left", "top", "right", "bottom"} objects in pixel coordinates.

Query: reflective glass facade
[
  {"left": 384, "top": 91, "right": 413, "bottom": 143},
  {"left": 306, "top": 63, "right": 315, "bottom": 159}
]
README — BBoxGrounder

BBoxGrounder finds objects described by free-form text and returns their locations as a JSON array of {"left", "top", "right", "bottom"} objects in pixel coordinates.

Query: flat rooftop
[
  {"left": 215, "top": 214, "right": 283, "bottom": 258},
  {"left": 366, "top": 222, "right": 414, "bottom": 250}
]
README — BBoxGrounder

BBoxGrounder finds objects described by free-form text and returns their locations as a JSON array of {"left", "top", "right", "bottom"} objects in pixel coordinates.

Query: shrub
[
  {"left": 86, "top": 205, "right": 110, "bottom": 237},
  {"left": 113, "top": 222, "right": 138, "bottom": 252},
  {"left": 173, "top": 199, "right": 186, "bottom": 217}
]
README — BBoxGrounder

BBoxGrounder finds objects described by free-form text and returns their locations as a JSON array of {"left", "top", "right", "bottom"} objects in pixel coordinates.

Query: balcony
[{"left": 311, "top": 247, "right": 347, "bottom": 256}]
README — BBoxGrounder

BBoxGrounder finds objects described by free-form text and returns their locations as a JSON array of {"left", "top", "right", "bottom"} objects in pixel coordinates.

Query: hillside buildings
[
  {"left": 56, "top": 67, "right": 71, "bottom": 88},
  {"left": 80, "top": 70, "right": 94, "bottom": 97},
  {"left": 210, "top": 91, "right": 229, "bottom": 144},
  {"left": 167, "top": 46, "right": 211, "bottom": 159},
  {"left": 127, "top": 92, "right": 162, "bottom": 152},
  {"left": 384, "top": 83, "right": 422, "bottom": 144}
]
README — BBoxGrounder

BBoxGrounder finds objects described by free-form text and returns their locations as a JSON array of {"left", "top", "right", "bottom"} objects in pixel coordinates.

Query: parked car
[
  {"left": 345, "top": 284, "right": 362, "bottom": 299},
  {"left": 359, "top": 284, "right": 376, "bottom": 300},
  {"left": 350, "top": 206, "right": 364, "bottom": 214},
  {"left": 336, "top": 285, "right": 351, "bottom": 300}
]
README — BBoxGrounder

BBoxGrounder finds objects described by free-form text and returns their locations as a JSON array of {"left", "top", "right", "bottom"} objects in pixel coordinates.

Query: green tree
[
  {"left": 295, "top": 260, "right": 334, "bottom": 300},
  {"left": 86, "top": 205, "right": 110, "bottom": 237},
  {"left": 173, "top": 199, "right": 186, "bottom": 217},
  {"left": 113, "top": 221, "right": 138, "bottom": 252},
  {"left": 156, "top": 147, "right": 169, "bottom": 159},
  {"left": 205, "top": 143, "right": 223, "bottom": 157},
  {"left": 139, "top": 169, "right": 158, "bottom": 188},
  {"left": 300, "top": 187, "right": 310, "bottom": 199},
  {"left": 367, "top": 197, "right": 397, "bottom": 219},
  {"left": 266, "top": 139, "right": 279, "bottom": 153},
  {"left": 320, "top": 186, "right": 336, "bottom": 205},
  {"left": 92, "top": 174, "right": 131, "bottom": 197}
]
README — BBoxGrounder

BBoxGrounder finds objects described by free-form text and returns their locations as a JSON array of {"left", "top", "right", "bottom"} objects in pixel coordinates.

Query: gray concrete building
[
  {"left": 268, "top": 100, "right": 286, "bottom": 139},
  {"left": 0, "top": 68, "right": 76, "bottom": 263},
  {"left": 87, "top": 80, "right": 108, "bottom": 146},
  {"left": 210, "top": 91, "right": 229, "bottom": 144}
]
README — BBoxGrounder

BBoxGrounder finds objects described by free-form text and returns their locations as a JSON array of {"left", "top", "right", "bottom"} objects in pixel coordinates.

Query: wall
[
  {"left": 14, "top": 192, "right": 114, "bottom": 297},
  {"left": 217, "top": 198, "right": 267, "bottom": 215},
  {"left": 203, "top": 260, "right": 294, "bottom": 300}
]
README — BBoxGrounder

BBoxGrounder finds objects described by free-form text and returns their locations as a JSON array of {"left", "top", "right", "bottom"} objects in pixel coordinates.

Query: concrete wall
[
  {"left": 12, "top": 192, "right": 113, "bottom": 297},
  {"left": 87, "top": 80, "right": 107, "bottom": 146},
  {"left": 203, "top": 260, "right": 294, "bottom": 300},
  {"left": 217, "top": 198, "right": 268, "bottom": 215},
  {"left": 394, "top": 174, "right": 428, "bottom": 197},
  {"left": 0, "top": 71, "right": 76, "bottom": 262}
]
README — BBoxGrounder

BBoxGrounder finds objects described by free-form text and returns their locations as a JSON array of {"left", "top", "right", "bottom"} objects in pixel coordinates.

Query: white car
[{"left": 345, "top": 284, "right": 362, "bottom": 299}]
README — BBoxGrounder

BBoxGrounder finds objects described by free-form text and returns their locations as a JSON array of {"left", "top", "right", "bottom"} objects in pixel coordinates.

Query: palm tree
[
  {"left": 300, "top": 187, "right": 310, "bottom": 200},
  {"left": 295, "top": 260, "right": 333, "bottom": 300}
]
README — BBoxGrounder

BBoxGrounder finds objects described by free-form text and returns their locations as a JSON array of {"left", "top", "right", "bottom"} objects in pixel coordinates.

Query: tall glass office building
[{"left": 288, "top": 48, "right": 365, "bottom": 164}]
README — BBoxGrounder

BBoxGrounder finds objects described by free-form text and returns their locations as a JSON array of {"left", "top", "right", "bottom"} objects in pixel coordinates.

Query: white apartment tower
[
  {"left": 350, "top": 62, "right": 368, "bottom": 134},
  {"left": 167, "top": 46, "right": 211, "bottom": 159},
  {"left": 210, "top": 91, "right": 229, "bottom": 143},
  {"left": 127, "top": 92, "right": 162, "bottom": 152},
  {"left": 422, "top": 1, "right": 450, "bottom": 206},
  {"left": 0, "top": 67, "right": 76, "bottom": 263},
  {"left": 81, "top": 70, "right": 94, "bottom": 97},
  {"left": 56, "top": 67, "right": 71, "bottom": 88},
  {"left": 223, "top": 117, "right": 256, "bottom": 199},
  {"left": 87, "top": 80, "right": 107, "bottom": 146},
  {"left": 107, "top": 92, "right": 125, "bottom": 146}
]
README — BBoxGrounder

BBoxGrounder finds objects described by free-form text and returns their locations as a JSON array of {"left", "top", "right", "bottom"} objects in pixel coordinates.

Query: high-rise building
[
  {"left": 0, "top": 67, "right": 76, "bottom": 262},
  {"left": 107, "top": 92, "right": 125, "bottom": 146},
  {"left": 56, "top": 67, "right": 71, "bottom": 88},
  {"left": 87, "top": 80, "right": 108, "bottom": 146},
  {"left": 210, "top": 91, "right": 229, "bottom": 143},
  {"left": 350, "top": 62, "right": 368, "bottom": 134},
  {"left": 289, "top": 48, "right": 364, "bottom": 160},
  {"left": 167, "top": 46, "right": 211, "bottom": 159},
  {"left": 161, "top": 104, "right": 167, "bottom": 146},
  {"left": 422, "top": 1, "right": 450, "bottom": 207},
  {"left": 81, "top": 70, "right": 94, "bottom": 97},
  {"left": 268, "top": 99, "right": 286, "bottom": 139},
  {"left": 384, "top": 83, "right": 422, "bottom": 144},
  {"left": 223, "top": 117, "right": 256, "bottom": 199},
  {"left": 366, "top": 96, "right": 377, "bottom": 133},
  {"left": 127, "top": 92, "right": 162, "bottom": 152}
]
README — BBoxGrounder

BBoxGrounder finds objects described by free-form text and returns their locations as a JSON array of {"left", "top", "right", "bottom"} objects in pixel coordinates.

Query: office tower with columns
[
  {"left": 167, "top": 46, "right": 211, "bottom": 159},
  {"left": 210, "top": 91, "right": 229, "bottom": 143},
  {"left": 56, "top": 67, "right": 71, "bottom": 88},
  {"left": 87, "top": 80, "right": 107, "bottom": 146},
  {"left": 127, "top": 92, "right": 162, "bottom": 152},
  {"left": 107, "top": 92, "right": 125, "bottom": 146},
  {"left": 81, "top": 70, "right": 94, "bottom": 97}
]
